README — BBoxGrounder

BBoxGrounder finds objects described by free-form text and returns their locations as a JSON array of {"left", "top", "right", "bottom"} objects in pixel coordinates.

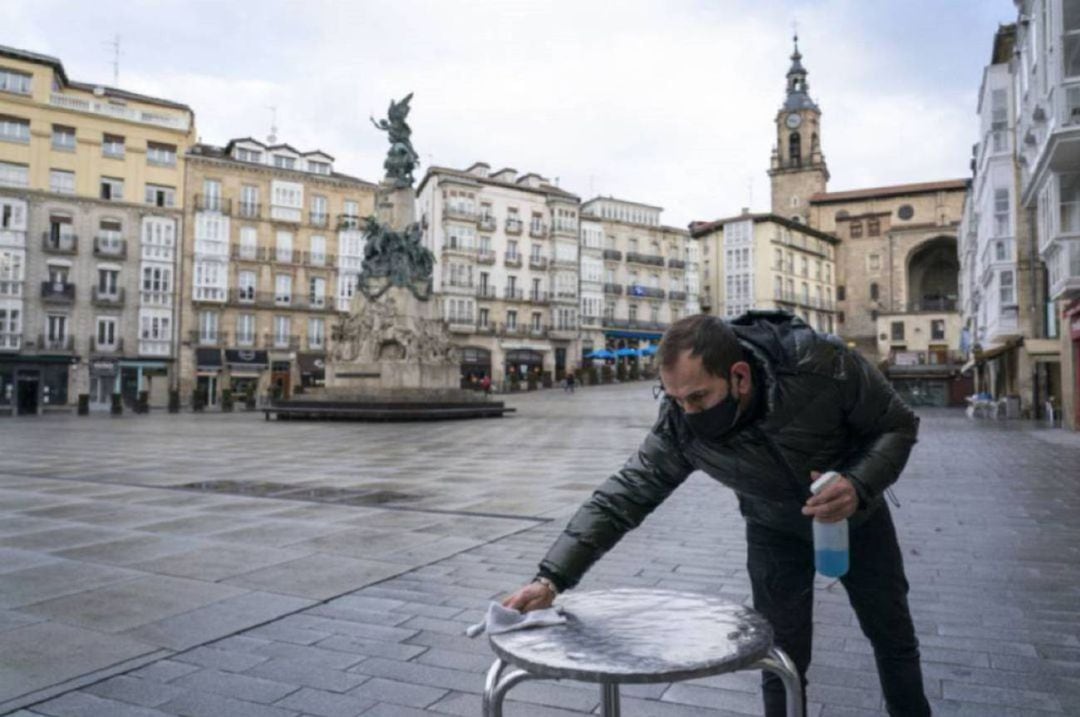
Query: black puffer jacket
[{"left": 539, "top": 311, "right": 919, "bottom": 591}]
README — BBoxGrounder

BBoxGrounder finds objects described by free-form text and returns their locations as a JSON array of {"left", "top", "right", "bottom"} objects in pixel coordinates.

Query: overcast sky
[{"left": 5, "top": 0, "right": 1013, "bottom": 226}]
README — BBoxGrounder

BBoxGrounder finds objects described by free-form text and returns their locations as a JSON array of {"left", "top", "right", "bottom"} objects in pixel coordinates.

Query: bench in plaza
[
  {"left": 264, "top": 399, "right": 515, "bottom": 421},
  {"left": 483, "top": 588, "right": 803, "bottom": 717}
]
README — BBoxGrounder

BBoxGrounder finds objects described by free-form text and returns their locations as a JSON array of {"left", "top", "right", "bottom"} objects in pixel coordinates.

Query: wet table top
[{"left": 489, "top": 588, "right": 774, "bottom": 684}]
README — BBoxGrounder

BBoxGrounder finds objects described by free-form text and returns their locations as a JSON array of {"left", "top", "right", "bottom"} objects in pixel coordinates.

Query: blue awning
[{"left": 605, "top": 330, "right": 664, "bottom": 340}]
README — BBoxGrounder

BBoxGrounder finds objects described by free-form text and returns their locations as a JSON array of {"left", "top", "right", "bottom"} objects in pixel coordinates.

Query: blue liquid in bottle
[{"left": 815, "top": 548, "right": 849, "bottom": 578}]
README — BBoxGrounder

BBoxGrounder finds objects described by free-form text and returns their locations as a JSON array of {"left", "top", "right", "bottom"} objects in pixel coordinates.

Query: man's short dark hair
[{"left": 657, "top": 314, "right": 743, "bottom": 378}]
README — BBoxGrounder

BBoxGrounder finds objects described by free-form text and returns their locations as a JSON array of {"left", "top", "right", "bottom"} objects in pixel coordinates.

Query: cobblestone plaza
[{"left": 1, "top": 383, "right": 1079, "bottom": 715}]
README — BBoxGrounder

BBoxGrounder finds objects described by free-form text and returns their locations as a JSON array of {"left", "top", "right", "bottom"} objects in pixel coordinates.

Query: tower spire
[{"left": 784, "top": 31, "right": 817, "bottom": 111}]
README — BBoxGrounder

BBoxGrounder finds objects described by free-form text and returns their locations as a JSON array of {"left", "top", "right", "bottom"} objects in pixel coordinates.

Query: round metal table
[{"left": 483, "top": 588, "right": 803, "bottom": 717}]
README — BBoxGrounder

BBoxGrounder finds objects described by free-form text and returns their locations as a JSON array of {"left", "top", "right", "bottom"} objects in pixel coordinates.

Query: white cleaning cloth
[{"left": 465, "top": 601, "right": 566, "bottom": 638}]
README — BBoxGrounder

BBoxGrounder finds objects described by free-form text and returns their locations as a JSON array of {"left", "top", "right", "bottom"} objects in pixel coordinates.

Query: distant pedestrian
[
  {"left": 564, "top": 371, "right": 576, "bottom": 393},
  {"left": 480, "top": 374, "right": 492, "bottom": 395}
]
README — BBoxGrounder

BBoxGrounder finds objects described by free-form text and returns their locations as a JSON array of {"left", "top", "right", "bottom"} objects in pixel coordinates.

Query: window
[
  {"left": 897, "top": 204, "right": 914, "bottom": 220},
  {"left": 0, "top": 115, "right": 29, "bottom": 144},
  {"left": 310, "top": 235, "right": 326, "bottom": 266},
  {"left": 96, "top": 317, "right": 117, "bottom": 348},
  {"left": 800, "top": 256, "right": 808, "bottom": 277},
  {"left": 47, "top": 314, "right": 68, "bottom": 342},
  {"left": 97, "top": 268, "right": 119, "bottom": 295},
  {"left": 198, "top": 311, "right": 218, "bottom": 343},
  {"left": 995, "top": 241, "right": 1007, "bottom": 261},
  {"left": 0, "top": 68, "right": 31, "bottom": 95},
  {"left": 308, "top": 317, "right": 325, "bottom": 348},
  {"left": 145, "top": 184, "right": 175, "bottom": 207},
  {"left": 147, "top": 142, "right": 176, "bottom": 166},
  {"left": 1065, "top": 0, "right": 1080, "bottom": 78},
  {"left": 274, "top": 155, "right": 296, "bottom": 170},
  {"left": 100, "top": 177, "right": 124, "bottom": 201},
  {"left": 868, "top": 253, "right": 881, "bottom": 272},
  {"left": 869, "top": 282, "right": 879, "bottom": 301},
  {"left": 1000, "top": 270, "right": 1015, "bottom": 305},
  {"left": 49, "top": 170, "right": 75, "bottom": 194},
  {"left": 506, "top": 310, "right": 518, "bottom": 329},
  {"left": 994, "top": 188, "right": 1010, "bottom": 236},
  {"left": 1059, "top": 173, "right": 1080, "bottom": 234},
  {"left": 239, "top": 227, "right": 257, "bottom": 259},
  {"left": 479, "top": 307, "right": 490, "bottom": 327},
  {"left": 52, "top": 125, "right": 75, "bottom": 150},
  {"left": 140, "top": 314, "right": 170, "bottom": 341},
  {"left": 239, "top": 185, "right": 259, "bottom": 217},
  {"left": 891, "top": 321, "right": 905, "bottom": 341},
  {"left": 276, "top": 231, "right": 293, "bottom": 262},
  {"left": 142, "top": 266, "right": 171, "bottom": 298},
  {"left": 310, "top": 276, "right": 326, "bottom": 308},
  {"left": 236, "top": 314, "right": 255, "bottom": 345},
  {"left": 237, "top": 271, "right": 256, "bottom": 301},
  {"left": 931, "top": 319, "right": 946, "bottom": 341},
  {"left": 788, "top": 132, "right": 801, "bottom": 165},
  {"left": 275, "top": 274, "right": 292, "bottom": 305},
  {"left": 311, "top": 195, "right": 328, "bottom": 226},
  {"left": 0, "top": 307, "right": 21, "bottom": 346},
  {"left": 202, "top": 179, "right": 222, "bottom": 211},
  {"left": 629, "top": 304, "right": 638, "bottom": 321},
  {"left": 274, "top": 316, "right": 291, "bottom": 346},
  {"left": 308, "top": 160, "right": 330, "bottom": 175},
  {"left": 850, "top": 221, "right": 863, "bottom": 238},
  {"left": 236, "top": 148, "right": 262, "bottom": 163},
  {"left": 867, "top": 218, "right": 880, "bottom": 236},
  {"left": 102, "top": 134, "right": 124, "bottom": 158}
]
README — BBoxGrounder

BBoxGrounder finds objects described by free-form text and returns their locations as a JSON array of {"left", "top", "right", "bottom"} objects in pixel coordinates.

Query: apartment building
[
  {"left": 0, "top": 45, "right": 194, "bottom": 415},
  {"left": 416, "top": 163, "right": 581, "bottom": 385},
  {"left": 693, "top": 211, "right": 838, "bottom": 332},
  {"left": 579, "top": 197, "right": 700, "bottom": 354},
  {"left": 179, "top": 138, "right": 376, "bottom": 405}
]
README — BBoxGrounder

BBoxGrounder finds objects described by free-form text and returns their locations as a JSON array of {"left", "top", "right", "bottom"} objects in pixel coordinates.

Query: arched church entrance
[{"left": 906, "top": 236, "right": 959, "bottom": 312}]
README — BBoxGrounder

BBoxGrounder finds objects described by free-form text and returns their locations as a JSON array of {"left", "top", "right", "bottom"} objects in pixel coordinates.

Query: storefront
[
  {"left": 225, "top": 349, "right": 268, "bottom": 402},
  {"left": 270, "top": 360, "right": 291, "bottom": 399},
  {"left": 88, "top": 358, "right": 119, "bottom": 411},
  {"left": 297, "top": 352, "right": 326, "bottom": 389},
  {"left": 504, "top": 349, "right": 544, "bottom": 385},
  {"left": 459, "top": 347, "right": 491, "bottom": 388},
  {"left": 119, "top": 360, "right": 169, "bottom": 408},
  {"left": 1069, "top": 303, "right": 1080, "bottom": 429},
  {"left": 0, "top": 356, "right": 75, "bottom": 415},
  {"left": 195, "top": 348, "right": 223, "bottom": 408}
]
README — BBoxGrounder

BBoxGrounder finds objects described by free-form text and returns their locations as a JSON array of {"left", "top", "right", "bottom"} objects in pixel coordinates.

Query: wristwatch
[{"left": 532, "top": 576, "right": 559, "bottom": 595}]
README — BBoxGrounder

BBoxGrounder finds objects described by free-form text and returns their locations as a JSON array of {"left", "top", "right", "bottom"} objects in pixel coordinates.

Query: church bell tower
[{"left": 768, "top": 35, "right": 829, "bottom": 223}]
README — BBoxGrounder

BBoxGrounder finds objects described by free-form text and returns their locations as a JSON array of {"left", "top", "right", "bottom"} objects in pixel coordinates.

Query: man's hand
[
  {"left": 802, "top": 471, "right": 859, "bottom": 523},
  {"left": 502, "top": 581, "right": 555, "bottom": 613}
]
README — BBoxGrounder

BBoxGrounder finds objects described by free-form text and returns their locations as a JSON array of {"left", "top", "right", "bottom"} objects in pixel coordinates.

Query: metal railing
[
  {"left": 503, "top": 287, "right": 524, "bottom": 301},
  {"left": 626, "top": 252, "right": 665, "bottom": 267},
  {"left": 231, "top": 244, "right": 266, "bottom": 261},
  {"left": 93, "top": 236, "right": 127, "bottom": 258},
  {"left": 529, "top": 256, "right": 549, "bottom": 270},
  {"left": 603, "top": 283, "right": 623, "bottom": 295},
  {"left": 479, "top": 215, "right": 497, "bottom": 231},
  {"left": 505, "top": 218, "right": 523, "bottom": 234},
  {"left": 38, "top": 334, "right": 75, "bottom": 352},
  {"left": 476, "top": 285, "right": 497, "bottom": 299},
  {"left": 528, "top": 290, "right": 550, "bottom": 303},
  {"left": 310, "top": 211, "right": 329, "bottom": 227},
  {"left": 669, "top": 290, "right": 687, "bottom": 301},
  {"left": 264, "top": 333, "right": 301, "bottom": 350},
  {"left": 89, "top": 337, "right": 124, "bottom": 353},
  {"left": 42, "top": 233, "right": 77, "bottom": 254},
  {"left": 602, "top": 249, "right": 622, "bottom": 261},
  {"left": 188, "top": 331, "right": 229, "bottom": 346},
  {"left": 529, "top": 222, "right": 548, "bottom": 238},
  {"left": 91, "top": 287, "right": 125, "bottom": 306},
  {"left": 338, "top": 214, "right": 363, "bottom": 230},
  {"left": 443, "top": 206, "right": 478, "bottom": 222},
  {"left": 627, "top": 285, "right": 666, "bottom": 299},
  {"left": 504, "top": 253, "right": 522, "bottom": 267},
  {"left": 668, "top": 258, "right": 686, "bottom": 269},
  {"left": 41, "top": 281, "right": 75, "bottom": 302},
  {"left": 195, "top": 195, "right": 231, "bottom": 214},
  {"left": 477, "top": 249, "right": 496, "bottom": 264},
  {"left": 237, "top": 202, "right": 261, "bottom": 219}
]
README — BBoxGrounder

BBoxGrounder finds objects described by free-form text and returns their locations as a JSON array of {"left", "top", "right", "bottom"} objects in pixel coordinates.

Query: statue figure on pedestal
[{"left": 370, "top": 93, "right": 419, "bottom": 189}]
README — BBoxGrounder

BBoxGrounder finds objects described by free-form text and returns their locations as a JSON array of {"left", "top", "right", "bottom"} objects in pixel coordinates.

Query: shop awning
[
  {"left": 225, "top": 349, "right": 269, "bottom": 370},
  {"left": 195, "top": 348, "right": 222, "bottom": 371},
  {"left": 975, "top": 339, "right": 1020, "bottom": 363},
  {"left": 605, "top": 330, "right": 665, "bottom": 340},
  {"left": 297, "top": 352, "right": 326, "bottom": 377}
]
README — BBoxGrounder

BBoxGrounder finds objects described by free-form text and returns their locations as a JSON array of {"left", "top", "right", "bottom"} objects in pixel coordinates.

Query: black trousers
[{"left": 746, "top": 505, "right": 931, "bottom": 716}]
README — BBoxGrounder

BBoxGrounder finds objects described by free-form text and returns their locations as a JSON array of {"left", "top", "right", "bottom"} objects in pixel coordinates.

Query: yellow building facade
[
  {"left": 179, "top": 139, "right": 376, "bottom": 406},
  {"left": 694, "top": 212, "right": 838, "bottom": 333},
  {"left": 0, "top": 45, "right": 194, "bottom": 414}
]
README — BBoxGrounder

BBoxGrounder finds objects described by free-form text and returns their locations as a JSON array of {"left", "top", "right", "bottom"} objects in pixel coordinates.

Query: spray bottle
[{"left": 810, "top": 471, "right": 849, "bottom": 578}]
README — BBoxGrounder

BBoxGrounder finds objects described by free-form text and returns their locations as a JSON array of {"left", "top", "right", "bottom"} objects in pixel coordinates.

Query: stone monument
[{"left": 269, "top": 94, "right": 509, "bottom": 419}]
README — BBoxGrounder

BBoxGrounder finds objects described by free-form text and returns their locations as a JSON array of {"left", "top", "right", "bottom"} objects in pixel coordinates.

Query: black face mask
[{"left": 684, "top": 383, "right": 741, "bottom": 442}]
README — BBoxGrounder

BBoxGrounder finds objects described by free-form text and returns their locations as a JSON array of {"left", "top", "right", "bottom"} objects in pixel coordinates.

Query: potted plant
[
  {"left": 221, "top": 388, "right": 234, "bottom": 413},
  {"left": 542, "top": 371, "right": 553, "bottom": 389},
  {"left": 192, "top": 388, "right": 205, "bottom": 412},
  {"left": 527, "top": 374, "right": 539, "bottom": 391},
  {"left": 510, "top": 376, "right": 521, "bottom": 392},
  {"left": 77, "top": 393, "right": 89, "bottom": 416},
  {"left": 136, "top": 390, "right": 149, "bottom": 414},
  {"left": 168, "top": 390, "right": 180, "bottom": 414},
  {"left": 110, "top": 392, "right": 123, "bottom": 415}
]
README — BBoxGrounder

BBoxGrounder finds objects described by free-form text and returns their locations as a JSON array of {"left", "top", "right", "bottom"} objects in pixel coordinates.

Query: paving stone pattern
[{"left": 2, "top": 383, "right": 1080, "bottom": 715}]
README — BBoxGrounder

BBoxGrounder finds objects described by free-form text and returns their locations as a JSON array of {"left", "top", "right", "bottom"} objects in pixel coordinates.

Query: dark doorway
[
  {"left": 17, "top": 376, "right": 38, "bottom": 415},
  {"left": 554, "top": 348, "right": 567, "bottom": 381}
]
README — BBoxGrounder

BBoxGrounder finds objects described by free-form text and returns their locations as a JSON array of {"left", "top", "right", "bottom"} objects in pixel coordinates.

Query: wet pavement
[{"left": 1, "top": 383, "right": 1078, "bottom": 716}]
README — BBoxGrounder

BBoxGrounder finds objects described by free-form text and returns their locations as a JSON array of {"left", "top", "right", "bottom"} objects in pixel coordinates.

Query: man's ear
[{"left": 731, "top": 361, "right": 752, "bottom": 397}]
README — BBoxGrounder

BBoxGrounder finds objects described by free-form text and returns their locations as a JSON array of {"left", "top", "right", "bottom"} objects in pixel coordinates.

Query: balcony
[
  {"left": 475, "top": 322, "right": 496, "bottom": 335},
  {"left": 91, "top": 287, "right": 125, "bottom": 307},
  {"left": 1046, "top": 238, "right": 1080, "bottom": 300},
  {"left": 0, "top": 332, "right": 21, "bottom": 351},
  {"left": 553, "top": 220, "right": 577, "bottom": 235},
  {"left": 442, "top": 243, "right": 476, "bottom": 258},
  {"left": 551, "top": 257, "right": 577, "bottom": 268},
  {"left": 627, "top": 285, "right": 666, "bottom": 299},
  {"left": 195, "top": 195, "right": 231, "bottom": 214},
  {"left": 504, "top": 253, "right": 522, "bottom": 268},
  {"left": 338, "top": 214, "right": 363, "bottom": 231},
  {"left": 93, "top": 236, "right": 127, "bottom": 258},
  {"left": 41, "top": 281, "right": 75, "bottom": 303},
  {"left": 476, "top": 285, "right": 497, "bottom": 300},
  {"left": 48, "top": 92, "right": 191, "bottom": 131},
  {"left": 271, "top": 206, "right": 302, "bottom": 223},
  {"left": 310, "top": 211, "right": 329, "bottom": 228},
  {"left": 581, "top": 314, "right": 601, "bottom": 327},
  {"left": 478, "top": 215, "right": 497, "bottom": 232},
  {"left": 527, "top": 324, "right": 550, "bottom": 338},
  {"left": 443, "top": 281, "right": 475, "bottom": 295},
  {"left": 603, "top": 283, "right": 623, "bottom": 295},
  {"left": 668, "top": 258, "right": 686, "bottom": 269},
  {"left": 503, "top": 287, "right": 525, "bottom": 301},
  {"left": 669, "top": 290, "right": 687, "bottom": 301},
  {"left": 505, "top": 218, "right": 523, "bottom": 235},
  {"left": 42, "top": 233, "right": 77, "bottom": 254},
  {"left": 140, "top": 289, "right": 172, "bottom": 307},
  {"left": 477, "top": 249, "right": 496, "bottom": 265},
  {"left": 447, "top": 318, "right": 476, "bottom": 334},
  {"left": 305, "top": 251, "right": 334, "bottom": 268},
  {"left": 237, "top": 202, "right": 261, "bottom": 219},
  {"left": 229, "top": 288, "right": 259, "bottom": 306},
  {"left": 265, "top": 333, "right": 300, "bottom": 350},
  {"left": 603, "top": 318, "right": 669, "bottom": 332},
  {"left": 192, "top": 288, "right": 227, "bottom": 304},
  {"left": 500, "top": 323, "right": 525, "bottom": 336},
  {"left": 553, "top": 291, "right": 578, "bottom": 303},
  {"left": 0, "top": 280, "right": 22, "bottom": 297},
  {"left": 139, "top": 338, "right": 172, "bottom": 356},
  {"left": 550, "top": 325, "right": 578, "bottom": 339},
  {"left": 529, "top": 256, "right": 549, "bottom": 270},
  {"left": 38, "top": 334, "right": 75, "bottom": 352},
  {"left": 189, "top": 331, "right": 229, "bottom": 346},
  {"left": 602, "top": 249, "right": 622, "bottom": 261},
  {"left": 89, "top": 336, "right": 124, "bottom": 354},
  {"left": 529, "top": 222, "right": 548, "bottom": 238},
  {"left": 528, "top": 290, "right": 550, "bottom": 304},
  {"left": 231, "top": 244, "right": 266, "bottom": 262},
  {"left": 443, "top": 206, "right": 478, "bottom": 223},
  {"left": 626, "top": 252, "right": 665, "bottom": 267}
]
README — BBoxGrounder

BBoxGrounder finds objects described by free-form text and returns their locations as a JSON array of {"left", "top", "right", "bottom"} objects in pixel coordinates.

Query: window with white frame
[
  {"left": 52, "top": 125, "right": 75, "bottom": 150},
  {"left": 236, "top": 314, "right": 255, "bottom": 345},
  {"left": 994, "top": 188, "right": 1010, "bottom": 236},
  {"left": 46, "top": 314, "right": 67, "bottom": 343},
  {"left": 274, "top": 315, "right": 291, "bottom": 345},
  {"left": 147, "top": 142, "right": 176, "bottom": 166},
  {"left": 0, "top": 161, "right": 28, "bottom": 187},
  {"left": 1, "top": 198, "right": 26, "bottom": 230},
  {"left": 275, "top": 274, "right": 292, "bottom": 305},
  {"left": 999, "top": 270, "right": 1015, "bottom": 305},
  {"left": 96, "top": 317, "right": 117, "bottom": 348},
  {"left": 195, "top": 213, "right": 228, "bottom": 256},
  {"left": 237, "top": 270, "right": 256, "bottom": 302},
  {"left": 274, "top": 155, "right": 296, "bottom": 170},
  {"left": 271, "top": 180, "right": 302, "bottom": 221},
  {"left": 193, "top": 260, "right": 226, "bottom": 301},
  {"left": 308, "top": 317, "right": 325, "bottom": 348},
  {"left": 239, "top": 185, "right": 259, "bottom": 216},
  {"left": 239, "top": 227, "right": 257, "bottom": 259},
  {"left": 308, "top": 161, "right": 331, "bottom": 175},
  {"left": 311, "top": 195, "right": 328, "bottom": 225},
  {"left": 1065, "top": 2, "right": 1080, "bottom": 78},
  {"left": 0, "top": 307, "right": 21, "bottom": 346},
  {"left": 0, "top": 68, "right": 31, "bottom": 95},
  {"left": 581, "top": 256, "right": 603, "bottom": 283},
  {"left": 235, "top": 147, "right": 262, "bottom": 163},
  {"left": 1059, "top": 173, "right": 1080, "bottom": 234},
  {"left": 198, "top": 311, "right": 219, "bottom": 343},
  {"left": 145, "top": 184, "right": 175, "bottom": 208},
  {"left": 49, "top": 170, "right": 75, "bottom": 194},
  {"left": 99, "top": 176, "right": 124, "bottom": 201},
  {"left": 309, "top": 276, "right": 326, "bottom": 308},
  {"left": 276, "top": 231, "right": 293, "bottom": 262},
  {"left": 0, "top": 116, "right": 29, "bottom": 144},
  {"left": 337, "top": 273, "right": 357, "bottom": 308},
  {"left": 140, "top": 313, "right": 170, "bottom": 340},
  {"left": 309, "top": 235, "right": 326, "bottom": 266},
  {"left": 102, "top": 134, "right": 125, "bottom": 158},
  {"left": 506, "top": 310, "right": 517, "bottom": 329},
  {"left": 556, "top": 307, "right": 577, "bottom": 330},
  {"left": 142, "top": 265, "right": 171, "bottom": 301},
  {"left": 141, "top": 217, "right": 176, "bottom": 262},
  {"left": 446, "top": 297, "right": 473, "bottom": 324}
]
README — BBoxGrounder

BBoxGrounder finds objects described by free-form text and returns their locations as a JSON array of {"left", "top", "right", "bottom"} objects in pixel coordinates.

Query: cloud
[{"left": 1, "top": 0, "right": 1012, "bottom": 226}]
